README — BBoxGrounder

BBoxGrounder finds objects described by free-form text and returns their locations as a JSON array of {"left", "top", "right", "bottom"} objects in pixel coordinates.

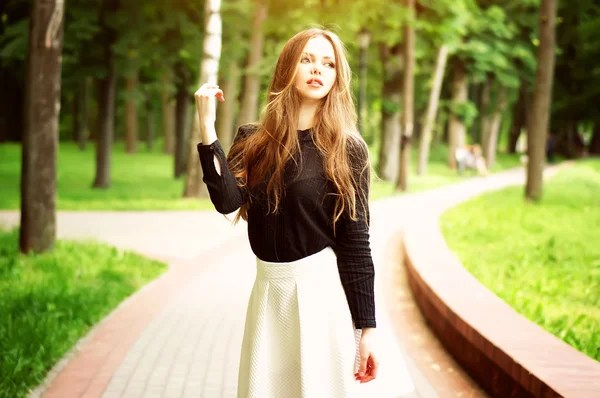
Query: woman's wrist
[
  {"left": 200, "top": 124, "right": 218, "bottom": 145},
  {"left": 361, "top": 327, "right": 376, "bottom": 336}
]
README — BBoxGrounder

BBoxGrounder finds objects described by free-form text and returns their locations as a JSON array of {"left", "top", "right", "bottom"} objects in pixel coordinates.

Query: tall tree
[
  {"left": 378, "top": 43, "right": 403, "bottom": 182},
  {"left": 397, "top": 0, "right": 415, "bottom": 191},
  {"left": 92, "top": 0, "right": 119, "bottom": 189},
  {"left": 482, "top": 84, "right": 507, "bottom": 169},
  {"left": 417, "top": 45, "right": 448, "bottom": 175},
  {"left": 526, "top": 0, "right": 558, "bottom": 200},
  {"left": 74, "top": 78, "right": 89, "bottom": 150},
  {"left": 184, "top": 0, "right": 222, "bottom": 198},
  {"left": 145, "top": 96, "right": 154, "bottom": 150},
  {"left": 414, "top": 0, "right": 468, "bottom": 175},
  {"left": 357, "top": 27, "right": 371, "bottom": 137},
  {"left": 174, "top": 60, "right": 191, "bottom": 178},
  {"left": 236, "top": 0, "right": 267, "bottom": 126},
  {"left": 447, "top": 57, "right": 469, "bottom": 169},
  {"left": 20, "top": 0, "right": 65, "bottom": 253},
  {"left": 125, "top": 71, "right": 138, "bottom": 153},
  {"left": 216, "top": 60, "right": 240, "bottom": 152},
  {"left": 161, "top": 73, "right": 175, "bottom": 154},
  {"left": 507, "top": 77, "right": 529, "bottom": 153}
]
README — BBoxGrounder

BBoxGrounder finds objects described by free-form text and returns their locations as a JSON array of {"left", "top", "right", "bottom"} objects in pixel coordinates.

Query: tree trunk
[
  {"left": 447, "top": 58, "right": 468, "bottom": 169},
  {"left": 125, "top": 71, "right": 138, "bottom": 153},
  {"left": 469, "top": 83, "right": 482, "bottom": 143},
  {"left": 434, "top": 107, "right": 447, "bottom": 144},
  {"left": 357, "top": 28, "right": 370, "bottom": 138},
  {"left": 397, "top": 0, "right": 415, "bottom": 192},
  {"left": 378, "top": 43, "right": 403, "bottom": 182},
  {"left": 174, "top": 78, "right": 189, "bottom": 178},
  {"left": 236, "top": 0, "right": 267, "bottom": 126},
  {"left": 484, "top": 85, "right": 507, "bottom": 169},
  {"left": 183, "top": 0, "right": 222, "bottom": 198},
  {"left": 93, "top": 0, "right": 118, "bottom": 189},
  {"left": 77, "top": 77, "right": 89, "bottom": 150},
  {"left": 507, "top": 78, "right": 528, "bottom": 153},
  {"left": 72, "top": 88, "right": 80, "bottom": 143},
  {"left": 480, "top": 74, "right": 493, "bottom": 151},
  {"left": 526, "top": 0, "right": 557, "bottom": 201},
  {"left": 589, "top": 124, "right": 600, "bottom": 155},
  {"left": 146, "top": 96, "right": 153, "bottom": 151},
  {"left": 417, "top": 45, "right": 448, "bottom": 176},
  {"left": 161, "top": 73, "right": 175, "bottom": 154},
  {"left": 216, "top": 61, "right": 240, "bottom": 152},
  {"left": 20, "top": 0, "right": 64, "bottom": 253}
]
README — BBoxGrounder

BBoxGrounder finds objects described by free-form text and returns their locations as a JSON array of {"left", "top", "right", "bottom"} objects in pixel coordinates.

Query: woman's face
[{"left": 294, "top": 37, "right": 337, "bottom": 103}]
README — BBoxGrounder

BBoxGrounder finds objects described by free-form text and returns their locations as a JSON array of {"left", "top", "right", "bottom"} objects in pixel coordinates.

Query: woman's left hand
[{"left": 354, "top": 328, "right": 379, "bottom": 384}]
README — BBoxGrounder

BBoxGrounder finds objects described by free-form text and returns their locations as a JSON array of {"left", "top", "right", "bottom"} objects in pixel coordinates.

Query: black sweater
[{"left": 197, "top": 124, "right": 376, "bottom": 329}]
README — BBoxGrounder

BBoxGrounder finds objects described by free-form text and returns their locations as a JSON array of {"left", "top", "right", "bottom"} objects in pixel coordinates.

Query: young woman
[{"left": 195, "top": 28, "right": 412, "bottom": 397}]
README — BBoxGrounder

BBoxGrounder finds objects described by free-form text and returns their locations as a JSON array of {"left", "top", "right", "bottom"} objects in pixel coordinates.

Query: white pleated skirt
[{"left": 236, "top": 246, "right": 415, "bottom": 398}]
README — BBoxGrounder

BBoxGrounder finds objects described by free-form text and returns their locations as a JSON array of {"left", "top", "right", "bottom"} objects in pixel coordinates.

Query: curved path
[{"left": 0, "top": 165, "right": 561, "bottom": 398}]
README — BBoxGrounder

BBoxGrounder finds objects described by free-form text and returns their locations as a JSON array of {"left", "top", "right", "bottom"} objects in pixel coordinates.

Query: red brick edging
[{"left": 402, "top": 214, "right": 600, "bottom": 397}]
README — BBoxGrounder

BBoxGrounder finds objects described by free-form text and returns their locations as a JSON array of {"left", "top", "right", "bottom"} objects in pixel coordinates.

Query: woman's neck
[{"left": 297, "top": 100, "right": 319, "bottom": 130}]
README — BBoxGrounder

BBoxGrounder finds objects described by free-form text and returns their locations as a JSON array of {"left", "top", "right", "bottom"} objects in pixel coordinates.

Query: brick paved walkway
[{"left": 1, "top": 164, "right": 563, "bottom": 398}]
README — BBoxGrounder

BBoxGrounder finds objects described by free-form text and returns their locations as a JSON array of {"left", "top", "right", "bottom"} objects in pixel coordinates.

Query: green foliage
[
  {"left": 552, "top": 1, "right": 600, "bottom": 125},
  {"left": 0, "top": 227, "right": 167, "bottom": 397},
  {"left": 440, "top": 160, "right": 600, "bottom": 361},
  {"left": 453, "top": 3, "right": 522, "bottom": 88},
  {"left": 0, "top": 17, "right": 28, "bottom": 66},
  {"left": 451, "top": 100, "right": 478, "bottom": 128},
  {"left": 0, "top": 142, "right": 215, "bottom": 211},
  {"left": 61, "top": 0, "right": 102, "bottom": 84}
]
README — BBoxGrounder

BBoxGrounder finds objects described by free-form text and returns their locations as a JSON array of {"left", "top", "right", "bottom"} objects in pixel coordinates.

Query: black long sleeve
[
  {"left": 332, "top": 141, "right": 376, "bottom": 328},
  {"left": 197, "top": 125, "right": 376, "bottom": 329},
  {"left": 196, "top": 126, "right": 252, "bottom": 214}
]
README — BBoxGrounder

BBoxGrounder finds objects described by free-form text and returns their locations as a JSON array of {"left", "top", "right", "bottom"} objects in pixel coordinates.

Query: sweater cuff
[
  {"left": 197, "top": 140, "right": 226, "bottom": 181},
  {"left": 354, "top": 319, "right": 377, "bottom": 329}
]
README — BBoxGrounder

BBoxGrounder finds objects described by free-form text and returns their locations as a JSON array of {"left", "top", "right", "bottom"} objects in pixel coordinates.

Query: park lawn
[
  {"left": 370, "top": 143, "right": 522, "bottom": 200},
  {"left": 0, "top": 141, "right": 214, "bottom": 210},
  {"left": 440, "top": 159, "right": 600, "bottom": 361},
  {"left": 0, "top": 227, "right": 168, "bottom": 397},
  {"left": 1, "top": 141, "right": 521, "bottom": 208}
]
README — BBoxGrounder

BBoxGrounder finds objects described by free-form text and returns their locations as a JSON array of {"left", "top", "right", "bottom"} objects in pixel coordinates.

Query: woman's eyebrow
[{"left": 302, "top": 52, "right": 335, "bottom": 61}]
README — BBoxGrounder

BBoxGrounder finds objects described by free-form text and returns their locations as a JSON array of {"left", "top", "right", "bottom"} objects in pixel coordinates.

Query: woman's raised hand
[{"left": 194, "top": 83, "right": 225, "bottom": 130}]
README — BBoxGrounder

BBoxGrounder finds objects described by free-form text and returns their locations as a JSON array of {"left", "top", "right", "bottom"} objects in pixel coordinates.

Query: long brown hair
[{"left": 228, "top": 28, "right": 370, "bottom": 231}]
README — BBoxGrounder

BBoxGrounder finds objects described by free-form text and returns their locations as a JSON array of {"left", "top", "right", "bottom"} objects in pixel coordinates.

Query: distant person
[
  {"left": 455, "top": 144, "right": 488, "bottom": 177},
  {"left": 194, "top": 28, "right": 414, "bottom": 397}
]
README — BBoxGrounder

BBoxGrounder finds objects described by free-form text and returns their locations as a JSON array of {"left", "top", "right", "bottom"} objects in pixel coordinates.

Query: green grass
[
  {"left": 440, "top": 159, "right": 600, "bottom": 361},
  {"left": 370, "top": 143, "right": 522, "bottom": 200},
  {"left": 0, "top": 227, "right": 168, "bottom": 397},
  {"left": 1, "top": 140, "right": 521, "bottom": 208},
  {"left": 0, "top": 141, "right": 214, "bottom": 210}
]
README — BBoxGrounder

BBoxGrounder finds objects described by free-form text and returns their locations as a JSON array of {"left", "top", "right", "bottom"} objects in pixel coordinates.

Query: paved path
[{"left": 1, "top": 164, "right": 564, "bottom": 398}]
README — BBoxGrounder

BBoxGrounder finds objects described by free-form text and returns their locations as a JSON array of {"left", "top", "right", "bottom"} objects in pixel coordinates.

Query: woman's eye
[
  {"left": 301, "top": 58, "right": 310, "bottom": 63},
  {"left": 326, "top": 62, "right": 335, "bottom": 68}
]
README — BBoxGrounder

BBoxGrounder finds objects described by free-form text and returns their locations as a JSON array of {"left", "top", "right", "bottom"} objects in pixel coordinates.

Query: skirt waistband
[{"left": 256, "top": 246, "right": 337, "bottom": 280}]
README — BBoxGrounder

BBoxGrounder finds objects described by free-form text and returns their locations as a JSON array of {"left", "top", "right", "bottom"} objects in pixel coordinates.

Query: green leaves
[
  {"left": 0, "top": 18, "right": 28, "bottom": 65},
  {"left": 451, "top": 100, "right": 478, "bottom": 128}
]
